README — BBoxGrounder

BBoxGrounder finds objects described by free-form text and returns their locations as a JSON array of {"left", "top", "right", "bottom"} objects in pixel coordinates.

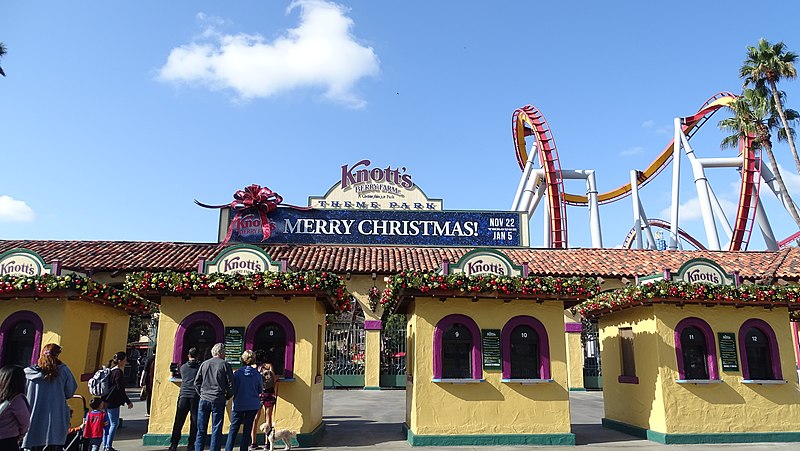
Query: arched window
[
  {"left": 245, "top": 312, "right": 295, "bottom": 379},
  {"left": 674, "top": 318, "right": 718, "bottom": 380},
  {"left": 501, "top": 316, "right": 550, "bottom": 380},
  {"left": 0, "top": 311, "right": 43, "bottom": 367},
  {"left": 173, "top": 312, "right": 224, "bottom": 365},
  {"left": 738, "top": 319, "right": 782, "bottom": 381},
  {"left": 433, "top": 314, "right": 481, "bottom": 380}
]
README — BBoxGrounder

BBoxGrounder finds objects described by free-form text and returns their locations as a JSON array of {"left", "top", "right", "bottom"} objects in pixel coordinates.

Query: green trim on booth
[
  {"left": 568, "top": 387, "right": 587, "bottom": 391},
  {"left": 363, "top": 386, "right": 382, "bottom": 390},
  {"left": 601, "top": 418, "right": 800, "bottom": 444},
  {"left": 324, "top": 374, "right": 365, "bottom": 388},
  {"left": 403, "top": 423, "right": 574, "bottom": 446},
  {"left": 143, "top": 422, "right": 326, "bottom": 447}
]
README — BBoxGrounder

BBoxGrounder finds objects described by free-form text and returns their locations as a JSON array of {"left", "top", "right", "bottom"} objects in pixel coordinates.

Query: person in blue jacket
[{"left": 224, "top": 350, "right": 263, "bottom": 451}]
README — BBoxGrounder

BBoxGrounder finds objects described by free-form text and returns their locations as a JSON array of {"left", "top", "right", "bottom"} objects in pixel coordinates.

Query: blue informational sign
[{"left": 224, "top": 208, "right": 527, "bottom": 247}]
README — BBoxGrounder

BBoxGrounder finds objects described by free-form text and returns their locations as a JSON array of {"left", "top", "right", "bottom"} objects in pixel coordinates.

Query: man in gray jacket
[{"left": 194, "top": 343, "right": 234, "bottom": 451}]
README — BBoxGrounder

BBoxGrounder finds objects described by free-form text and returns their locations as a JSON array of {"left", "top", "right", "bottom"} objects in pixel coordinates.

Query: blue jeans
[
  {"left": 224, "top": 409, "right": 258, "bottom": 451},
  {"left": 195, "top": 399, "right": 226, "bottom": 451},
  {"left": 102, "top": 406, "right": 121, "bottom": 448}
]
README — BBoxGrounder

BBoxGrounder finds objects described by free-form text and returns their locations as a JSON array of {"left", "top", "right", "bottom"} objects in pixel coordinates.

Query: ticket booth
[
  {"left": 386, "top": 250, "right": 598, "bottom": 446},
  {"left": 139, "top": 245, "right": 351, "bottom": 448},
  {"left": 0, "top": 248, "right": 145, "bottom": 402},
  {"left": 579, "top": 259, "right": 800, "bottom": 444}
]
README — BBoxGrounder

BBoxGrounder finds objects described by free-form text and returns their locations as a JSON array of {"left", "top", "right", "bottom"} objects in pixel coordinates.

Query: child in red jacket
[{"left": 83, "top": 397, "right": 109, "bottom": 451}]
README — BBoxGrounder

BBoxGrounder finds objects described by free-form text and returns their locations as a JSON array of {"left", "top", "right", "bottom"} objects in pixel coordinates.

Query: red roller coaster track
[{"left": 513, "top": 92, "right": 763, "bottom": 250}]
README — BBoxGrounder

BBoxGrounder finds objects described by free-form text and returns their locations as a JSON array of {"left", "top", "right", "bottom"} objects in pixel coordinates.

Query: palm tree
[
  {"left": 740, "top": 38, "right": 799, "bottom": 174},
  {"left": 719, "top": 88, "right": 800, "bottom": 230},
  {"left": 0, "top": 41, "right": 6, "bottom": 76}
]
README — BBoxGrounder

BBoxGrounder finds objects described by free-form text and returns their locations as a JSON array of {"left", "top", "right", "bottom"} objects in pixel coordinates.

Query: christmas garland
[
  {"left": 124, "top": 270, "right": 353, "bottom": 312},
  {"left": 0, "top": 274, "right": 152, "bottom": 315},
  {"left": 375, "top": 271, "right": 600, "bottom": 312},
  {"left": 573, "top": 280, "right": 800, "bottom": 318},
  {"left": 367, "top": 286, "right": 381, "bottom": 311}
]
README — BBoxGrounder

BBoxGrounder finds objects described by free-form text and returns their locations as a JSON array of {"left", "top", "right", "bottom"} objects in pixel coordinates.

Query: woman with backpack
[
  {"left": 0, "top": 365, "right": 30, "bottom": 450},
  {"left": 22, "top": 343, "right": 78, "bottom": 451},
  {"left": 248, "top": 350, "right": 277, "bottom": 451},
  {"left": 102, "top": 351, "right": 133, "bottom": 451}
]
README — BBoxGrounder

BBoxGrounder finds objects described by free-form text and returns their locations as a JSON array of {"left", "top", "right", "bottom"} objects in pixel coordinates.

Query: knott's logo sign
[
  {"left": 677, "top": 259, "right": 732, "bottom": 285},
  {"left": 0, "top": 249, "right": 51, "bottom": 277},
  {"left": 308, "top": 159, "right": 443, "bottom": 211},
  {"left": 639, "top": 258, "right": 733, "bottom": 286},
  {"left": 447, "top": 249, "right": 523, "bottom": 277},
  {"left": 203, "top": 245, "right": 280, "bottom": 275}
]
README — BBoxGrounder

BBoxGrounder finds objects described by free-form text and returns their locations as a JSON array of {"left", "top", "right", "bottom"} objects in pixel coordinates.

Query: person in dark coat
[
  {"left": 140, "top": 349, "right": 156, "bottom": 416},
  {"left": 169, "top": 348, "right": 201, "bottom": 451},
  {"left": 102, "top": 351, "right": 133, "bottom": 451},
  {"left": 194, "top": 343, "right": 233, "bottom": 451},
  {"left": 22, "top": 343, "right": 77, "bottom": 451}
]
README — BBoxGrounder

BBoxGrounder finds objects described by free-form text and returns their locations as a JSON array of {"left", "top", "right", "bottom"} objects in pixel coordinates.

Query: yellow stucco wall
[
  {"left": 601, "top": 304, "right": 800, "bottom": 434},
  {"left": 564, "top": 312, "right": 583, "bottom": 390},
  {"left": 147, "top": 296, "right": 326, "bottom": 437},
  {"left": 406, "top": 297, "right": 570, "bottom": 436},
  {"left": 0, "top": 299, "right": 65, "bottom": 351}
]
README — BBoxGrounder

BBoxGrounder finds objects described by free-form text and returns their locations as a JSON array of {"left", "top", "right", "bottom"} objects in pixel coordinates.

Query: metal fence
[
  {"left": 324, "top": 322, "right": 365, "bottom": 388},
  {"left": 380, "top": 323, "right": 406, "bottom": 388},
  {"left": 581, "top": 320, "right": 602, "bottom": 390}
]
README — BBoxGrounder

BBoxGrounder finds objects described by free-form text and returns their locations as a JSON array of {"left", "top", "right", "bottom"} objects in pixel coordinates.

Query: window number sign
[
  {"left": 717, "top": 332, "right": 739, "bottom": 372},
  {"left": 482, "top": 329, "right": 501, "bottom": 370}
]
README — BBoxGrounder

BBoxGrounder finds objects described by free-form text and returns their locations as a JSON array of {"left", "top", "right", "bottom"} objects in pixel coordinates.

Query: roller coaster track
[
  {"left": 622, "top": 219, "right": 707, "bottom": 250},
  {"left": 513, "top": 92, "right": 763, "bottom": 251}
]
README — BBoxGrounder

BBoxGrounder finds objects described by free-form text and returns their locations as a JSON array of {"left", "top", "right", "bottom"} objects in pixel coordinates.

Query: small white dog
[{"left": 259, "top": 422, "right": 297, "bottom": 450}]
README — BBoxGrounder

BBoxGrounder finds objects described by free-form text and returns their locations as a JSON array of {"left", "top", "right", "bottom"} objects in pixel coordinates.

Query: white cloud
[
  {"left": 157, "top": 0, "right": 380, "bottom": 107},
  {"left": 0, "top": 196, "right": 35, "bottom": 222},
  {"left": 658, "top": 196, "right": 737, "bottom": 222},
  {"left": 641, "top": 120, "right": 654, "bottom": 129},
  {"left": 619, "top": 146, "right": 644, "bottom": 156},
  {"left": 777, "top": 164, "right": 800, "bottom": 198}
]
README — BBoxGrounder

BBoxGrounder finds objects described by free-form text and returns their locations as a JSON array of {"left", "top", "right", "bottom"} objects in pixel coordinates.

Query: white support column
[
  {"left": 526, "top": 171, "right": 546, "bottom": 217},
  {"left": 755, "top": 197, "right": 779, "bottom": 250},
  {"left": 586, "top": 170, "right": 603, "bottom": 248},
  {"left": 512, "top": 158, "right": 534, "bottom": 211},
  {"left": 689, "top": 158, "right": 721, "bottom": 250},
  {"left": 637, "top": 199, "right": 656, "bottom": 249},
  {"left": 630, "top": 170, "right": 643, "bottom": 249},
  {"left": 707, "top": 184, "right": 734, "bottom": 243},
  {"left": 669, "top": 118, "right": 682, "bottom": 250},
  {"left": 542, "top": 198, "right": 551, "bottom": 248}
]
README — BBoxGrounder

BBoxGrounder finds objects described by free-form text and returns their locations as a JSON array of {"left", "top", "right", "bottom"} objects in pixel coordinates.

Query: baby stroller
[{"left": 66, "top": 395, "right": 89, "bottom": 451}]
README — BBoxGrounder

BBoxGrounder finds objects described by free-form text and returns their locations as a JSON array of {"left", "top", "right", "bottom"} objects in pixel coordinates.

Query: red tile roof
[{"left": 0, "top": 240, "right": 797, "bottom": 281}]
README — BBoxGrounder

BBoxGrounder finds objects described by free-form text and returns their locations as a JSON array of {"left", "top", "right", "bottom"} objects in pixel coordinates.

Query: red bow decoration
[{"left": 195, "top": 184, "right": 310, "bottom": 245}]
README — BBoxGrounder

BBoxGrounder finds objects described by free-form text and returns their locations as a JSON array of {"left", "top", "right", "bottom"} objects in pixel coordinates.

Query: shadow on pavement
[
  {"left": 320, "top": 419, "right": 405, "bottom": 447},
  {"left": 571, "top": 423, "right": 641, "bottom": 445}
]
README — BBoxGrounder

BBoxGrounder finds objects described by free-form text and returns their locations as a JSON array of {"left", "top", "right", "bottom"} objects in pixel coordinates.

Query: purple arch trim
[
  {"left": 0, "top": 311, "right": 44, "bottom": 366},
  {"left": 172, "top": 311, "right": 224, "bottom": 364},
  {"left": 674, "top": 317, "right": 719, "bottom": 380},
  {"left": 501, "top": 316, "right": 551, "bottom": 379},
  {"left": 433, "top": 314, "right": 482, "bottom": 379},
  {"left": 738, "top": 319, "right": 783, "bottom": 380},
  {"left": 245, "top": 312, "right": 296, "bottom": 379}
]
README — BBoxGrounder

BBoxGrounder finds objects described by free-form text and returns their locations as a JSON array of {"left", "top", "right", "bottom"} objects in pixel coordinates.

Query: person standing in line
[
  {"left": 102, "top": 352, "right": 133, "bottom": 451},
  {"left": 22, "top": 343, "right": 78, "bottom": 451},
  {"left": 194, "top": 343, "right": 233, "bottom": 451},
  {"left": 82, "top": 397, "right": 109, "bottom": 451},
  {"left": 0, "top": 365, "right": 30, "bottom": 451},
  {"left": 169, "top": 347, "right": 201, "bottom": 451},
  {"left": 140, "top": 348, "right": 156, "bottom": 417},
  {"left": 249, "top": 350, "right": 277, "bottom": 451},
  {"left": 225, "top": 351, "right": 263, "bottom": 451}
]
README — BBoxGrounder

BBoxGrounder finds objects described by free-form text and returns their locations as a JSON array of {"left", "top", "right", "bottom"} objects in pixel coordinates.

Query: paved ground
[{"left": 109, "top": 389, "right": 798, "bottom": 450}]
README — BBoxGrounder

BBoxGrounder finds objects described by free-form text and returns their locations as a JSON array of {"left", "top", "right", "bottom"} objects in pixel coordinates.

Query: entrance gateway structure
[{"left": 0, "top": 160, "right": 799, "bottom": 446}]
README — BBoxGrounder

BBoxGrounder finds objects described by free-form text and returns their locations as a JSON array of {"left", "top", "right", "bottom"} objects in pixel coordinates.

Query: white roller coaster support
[
  {"left": 706, "top": 184, "right": 734, "bottom": 243},
  {"left": 637, "top": 198, "right": 657, "bottom": 249},
  {"left": 759, "top": 163, "right": 799, "bottom": 214},
  {"left": 681, "top": 127, "right": 721, "bottom": 250},
  {"left": 755, "top": 197, "right": 779, "bottom": 250},
  {"left": 526, "top": 171, "right": 546, "bottom": 217},
  {"left": 512, "top": 157, "right": 535, "bottom": 211},
  {"left": 542, "top": 199, "right": 551, "bottom": 248},
  {"left": 669, "top": 118, "right": 682, "bottom": 250},
  {"left": 630, "top": 170, "right": 643, "bottom": 249},
  {"left": 560, "top": 169, "right": 603, "bottom": 248}
]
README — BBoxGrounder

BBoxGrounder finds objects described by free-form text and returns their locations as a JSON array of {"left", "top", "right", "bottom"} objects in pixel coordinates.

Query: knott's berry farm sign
[
  {"left": 639, "top": 258, "right": 733, "bottom": 286},
  {"left": 203, "top": 244, "right": 281, "bottom": 275},
  {"left": 446, "top": 249, "right": 523, "bottom": 277},
  {"left": 0, "top": 248, "right": 51, "bottom": 277},
  {"left": 307, "top": 159, "right": 443, "bottom": 211}
]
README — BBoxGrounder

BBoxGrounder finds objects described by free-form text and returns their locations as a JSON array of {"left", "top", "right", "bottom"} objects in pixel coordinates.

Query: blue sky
[{"left": 2, "top": 1, "right": 800, "bottom": 250}]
